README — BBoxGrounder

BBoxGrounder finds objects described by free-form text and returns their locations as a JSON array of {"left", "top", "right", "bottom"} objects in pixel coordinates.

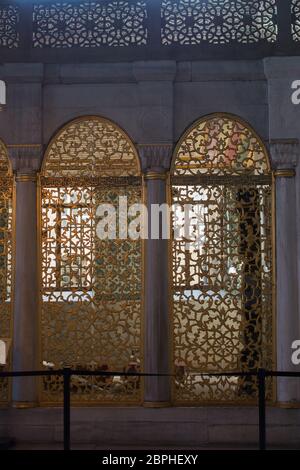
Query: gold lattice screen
[
  {"left": 0, "top": 140, "right": 13, "bottom": 404},
  {"left": 171, "top": 115, "right": 274, "bottom": 404},
  {"left": 40, "top": 118, "right": 142, "bottom": 404}
]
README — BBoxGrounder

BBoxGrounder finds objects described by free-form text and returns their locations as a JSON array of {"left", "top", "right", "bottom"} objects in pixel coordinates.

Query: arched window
[
  {"left": 39, "top": 117, "right": 142, "bottom": 404},
  {"left": 171, "top": 114, "right": 274, "bottom": 404},
  {"left": 0, "top": 140, "right": 13, "bottom": 403}
]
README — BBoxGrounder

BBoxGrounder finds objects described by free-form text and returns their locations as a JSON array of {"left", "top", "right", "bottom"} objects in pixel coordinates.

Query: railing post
[
  {"left": 258, "top": 368, "right": 266, "bottom": 451},
  {"left": 63, "top": 368, "right": 71, "bottom": 451}
]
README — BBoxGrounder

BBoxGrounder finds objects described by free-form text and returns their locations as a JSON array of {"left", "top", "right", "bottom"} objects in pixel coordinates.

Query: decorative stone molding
[
  {"left": 144, "top": 171, "right": 168, "bottom": 181},
  {"left": 143, "top": 401, "right": 171, "bottom": 408},
  {"left": 7, "top": 144, "right": 42, "bottom": 174},
  {"left": 138, "top": 144, "right": 173, "bottom": 173},
  {"left": 274, "top": 169, "right": 296, "bottom": 178},
  {"left": 270, "top": 139, "right": 299, "bottom": 171},
  {"left": 15, "top": 174, "right": 38, "bottom": 183},
  {"left": 12, "top": 402, "right": 38, "bottom": 409}
]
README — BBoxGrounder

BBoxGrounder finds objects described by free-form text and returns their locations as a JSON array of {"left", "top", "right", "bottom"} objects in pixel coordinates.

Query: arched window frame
[
  {"left": 170, "top": 113, "right": 275, "bottom": 405},
  {"left": 38, "top": 116, "right": 144, "bottom": 405}
]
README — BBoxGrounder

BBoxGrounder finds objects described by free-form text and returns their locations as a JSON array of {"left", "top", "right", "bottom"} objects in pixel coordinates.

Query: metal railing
[{"left": 0, "top": 368, "right": 300, "bottom": 450}]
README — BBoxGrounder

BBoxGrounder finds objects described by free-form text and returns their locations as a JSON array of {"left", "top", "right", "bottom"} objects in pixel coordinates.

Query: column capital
[
  {"left": 138, "top": 144, "right": 173, "bottom": 173},
  {"left": 270, "top": 139, "right": 299, "bottom": 172},
  {"left": 7, "top": 144, "right": 42, "bottom": 174}
]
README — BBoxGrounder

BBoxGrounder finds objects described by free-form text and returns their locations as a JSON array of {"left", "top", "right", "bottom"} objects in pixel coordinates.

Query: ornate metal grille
[
  {"left": 40, "top": 117, "right": 142, "bottom": 404},
  {"left": 33, "top": 1, "right": 147, "bottom": 48},
  {"left": 171, "top": 115, "right": 274, "bottom": 404},
  {"left": 161, "top": 0, "right": 278, "bottom": 45},
  {"left": 292, "top": 0, "right": 300, "bottom": 41},
  {"left": 0, "top": 141, "right": 13, "bottom": 404},
  {"left": 1, "top": 1, "right": 299, "bottom": 55},
  {"left": 0, "top": 5, "right": 19, "bottom": 48}
]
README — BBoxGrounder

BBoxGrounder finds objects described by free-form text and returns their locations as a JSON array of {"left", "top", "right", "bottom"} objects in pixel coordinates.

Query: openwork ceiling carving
[
  {"left": 33, "top": 1, "right": 147, "bottom": 48},
  {"left": 161, "top": 0, "right": 278, "bottom": 45},
  {"left": 1, "top": 1, "right": 299, "bottom": 51},
  {"left": 0, "top": 141, "right": 13, "bottom": 403},
  {"left": 0, "top": 5, "right": 19, "bottom": 48},
  {"left": 171, "top": 115, "right": 273, "bottom": 404},
  {"left": 40, "top": 117, "right": 142, "bottom": 404}
]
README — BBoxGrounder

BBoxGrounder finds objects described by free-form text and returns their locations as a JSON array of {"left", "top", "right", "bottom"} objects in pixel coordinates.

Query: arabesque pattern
[
  {"left": 161, "top": 0, "right": 277, "bottom": 45},
  {"left": 292, "top": 0, "right": 300, "bottom": 41},
  {"left": 33, "top": 1, "right": 147, "bottom": 48},
  {"left": 2, "top": 1, "right": 300, "bottom": 52},
  {"left": 40, "top": 117, "right": 142, "bottom": 404},
  {"left": 43, "top": 117, "right": 140, "bottom": 178},
  {"left": 0, "top": 142, "right": 13, "bottom": 403},
  {"left": 171, "top": 116, "right": 273, "bottom": 403},
  {"left": 173, "top": 116, "right": 269, "bottom": 176},
  {"left": 0, "top": 5, "right": 19, "bottom": 48}
]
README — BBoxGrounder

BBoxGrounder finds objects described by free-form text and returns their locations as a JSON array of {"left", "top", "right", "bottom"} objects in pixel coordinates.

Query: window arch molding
[
  {"left": 170, "top": 112, "right": 274, "bottom": 405},
  {"left": 39, "top": 115, "right": 143, "bottom": 405}
]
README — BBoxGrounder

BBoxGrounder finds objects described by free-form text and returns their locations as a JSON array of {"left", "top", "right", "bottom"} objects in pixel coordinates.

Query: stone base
[{"left": 0, "top": 406, "right": 300, "bottom": 449}]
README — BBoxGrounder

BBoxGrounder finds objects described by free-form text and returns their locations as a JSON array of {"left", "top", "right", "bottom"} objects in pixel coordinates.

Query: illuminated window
[
  {"left": 171, "top": 114, "right": 274, "bottom": 404},
  {"left": 40, "top": 117, "right": 142, "bottom": 404},
  {"left": 0, "top": 140, "right": 13, "bottom": 403}
]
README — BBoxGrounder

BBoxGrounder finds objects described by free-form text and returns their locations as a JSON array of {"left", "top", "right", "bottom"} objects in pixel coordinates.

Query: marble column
[
  {"left": 271, "top": 140, "right": 300, "bottom": 405},
  {"left": 139, "top": 144, "right": 172, "bottom": 407},
  {"left": 9, "top": 147, "right": 41, "bottom": 407}
]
